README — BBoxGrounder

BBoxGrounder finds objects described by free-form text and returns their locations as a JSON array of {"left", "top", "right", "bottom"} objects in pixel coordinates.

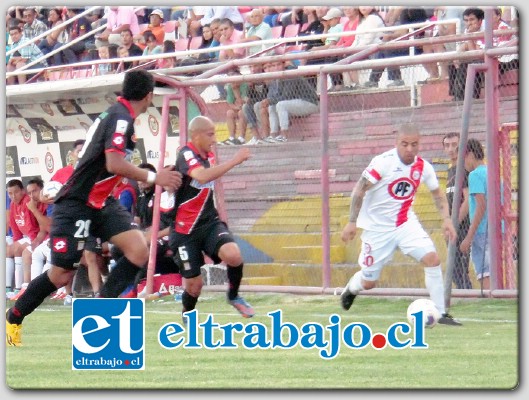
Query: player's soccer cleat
[
  {"left": 438, "top": 313, "right": 463, "bottom": 326},
  {"left": 340, "top": 287, "right": 356, "bottom": 311},
  {"left": 6, "top": 311, "right": 22, "bottom": 347},
  {"left": 228, "top": 296, "right": 255, "bottom": 318}
]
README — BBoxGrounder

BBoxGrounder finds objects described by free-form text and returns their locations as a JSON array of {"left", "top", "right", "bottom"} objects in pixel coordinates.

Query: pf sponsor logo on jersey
[
  {"left": 112, "top": 133, "right": 125, "bottom": 150},
  {"left": 72, "top": 299, "right": 145, "bottom": 370},
  {"left": 388, "top": 178, "right": 416, "bottom": 200}
]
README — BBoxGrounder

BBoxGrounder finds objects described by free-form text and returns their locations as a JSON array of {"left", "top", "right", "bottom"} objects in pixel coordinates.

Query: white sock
[
  {"left": 425, "top": 265, "right": 446, "bottom": 314},
  {"left": 347, "top": 270, "right": 365, "bottom": 294},
  {"left": 14, "top": 256, "right": 23, "bottom": 290},
  {"left": 6, "top": 258, "right": 14, "bottom": 290}
]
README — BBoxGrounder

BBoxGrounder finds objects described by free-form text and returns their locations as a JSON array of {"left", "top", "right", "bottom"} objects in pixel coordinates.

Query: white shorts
[{"left": 358, "top": 219, "right": 437, "bottom": 281}]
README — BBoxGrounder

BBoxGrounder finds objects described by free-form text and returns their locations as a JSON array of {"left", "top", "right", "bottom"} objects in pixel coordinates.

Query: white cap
[
  {"left": 322, "top": 8, "right": 343, "bottom": 21},
  {"left": 149, "top": 9, "right": 164, "bottom": 19}
]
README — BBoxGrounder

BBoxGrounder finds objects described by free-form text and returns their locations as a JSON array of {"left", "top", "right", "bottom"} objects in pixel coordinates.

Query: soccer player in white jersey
[{"left": 340, "top": 123, "right": 462, "bottom": 325}]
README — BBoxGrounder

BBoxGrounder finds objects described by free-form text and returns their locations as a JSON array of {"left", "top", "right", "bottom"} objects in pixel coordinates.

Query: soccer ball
[
  {"left": 407, "top": 298, "right": 441, "bottom": 328},
  {"left": 42, "top": 180, "right": 63, "bottom": 199}
]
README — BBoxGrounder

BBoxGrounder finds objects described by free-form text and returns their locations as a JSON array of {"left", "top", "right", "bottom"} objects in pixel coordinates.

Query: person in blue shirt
[{"left": 460, "top": 138, "right": 489, "bottom": 290}]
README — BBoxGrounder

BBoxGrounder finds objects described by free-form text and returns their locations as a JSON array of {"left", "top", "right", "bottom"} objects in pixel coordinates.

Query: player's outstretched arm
[
  {"left": 341, "top": 176, "right": 373, "bottom": 243},
  {"left": 190, "top": 147, "right": 251, "bottom": 185},
  {"left": 106, "top": 152, "right": 182, "bottom": 191}
]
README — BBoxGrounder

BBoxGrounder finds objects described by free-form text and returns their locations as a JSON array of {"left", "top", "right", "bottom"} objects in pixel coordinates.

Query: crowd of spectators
[{"left": 6, "top": 5, "right": 519, "bottom": 119}]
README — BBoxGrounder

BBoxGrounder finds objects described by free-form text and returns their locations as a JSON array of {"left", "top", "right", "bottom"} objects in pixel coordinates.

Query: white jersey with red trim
[{"left": 357, "top": 148, "right": 439, "bottom": 231}]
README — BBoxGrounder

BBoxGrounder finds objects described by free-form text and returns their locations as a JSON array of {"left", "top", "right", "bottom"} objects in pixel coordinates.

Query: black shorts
[
  {"left": 169, "top": 219, "right": 234, "bottom": 279},
  {"left": 50, "top": 197, "right": 133, "bottom": 269}
]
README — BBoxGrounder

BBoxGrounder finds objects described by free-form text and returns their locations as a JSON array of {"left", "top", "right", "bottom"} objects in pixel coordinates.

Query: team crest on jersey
[
  {"left": 388, "top": 178, "right": 416, "bottom": 200},
  {"left": 112, "top": 133, "right": 125, "bottom": 149},
  {"left": 115, "top": 119, "right": 128, "bottom": 134}
]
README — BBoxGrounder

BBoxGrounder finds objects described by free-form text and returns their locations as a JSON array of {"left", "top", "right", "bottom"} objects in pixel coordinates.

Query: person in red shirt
[{"left": 6, "top": 179, "right": 47, "bottom": 296}]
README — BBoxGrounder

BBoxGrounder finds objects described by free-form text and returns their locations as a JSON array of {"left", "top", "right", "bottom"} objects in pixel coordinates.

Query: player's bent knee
[
  {"left": 218, "top": 243, "right": 243, "bottom": 266},
  {"left": 421, "top": 252, "right": 440, "bottom": 267},
  {"left": 184, "top": 277, "right": 203, "bottom": 297}
]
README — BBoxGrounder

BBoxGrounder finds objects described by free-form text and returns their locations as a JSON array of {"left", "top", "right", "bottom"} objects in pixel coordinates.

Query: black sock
[
  {"left": 227, "top": 264, "right": 243, "bottom": 301},
  {"left": 182, "top": 290, "right": 198, "bottom": 312},
  {"left": 99, "top": 257, "right": 142, "bottom": 298},
  {"left": 8, "top": 272, "right": 58, "bottom": 325}
]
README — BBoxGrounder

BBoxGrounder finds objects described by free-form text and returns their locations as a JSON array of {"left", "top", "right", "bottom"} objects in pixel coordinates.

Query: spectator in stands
[
  {"left": 279, "top": 7, "right": 306, "bottom": 30},
  {"left": 449, "top": 7, "right": 485, "bottom": 101},
  {"left": 222, "top": 71, "right": 249, "bottom": 145},
  {"left": 208, "top": 19, "right": 222, "bottom": 61},
  {"left": 480, "top": 7, "right": 518, "bottom": 74},
  {"left": 187, "top": 7, "right": 211, "bottom": 38},
  {"left": 238, "top": 8, "right": 273, "bottom": 57},
  {"left": 95, "top": 6, "right": 140, "bottom": 48},
  {"left": 134, "top": 9, "right": 165, "bottom": 47},
  {"left": 264, "top": 61, "right": 320, "bottom": 142},
  {"left": 119, "top": 28, "right": 143, "bottom": 69},
  {"left": 54, "top": 7, "right": 93, "bottom": 66},
  {"left": 179, "top": 24, "right": 216, "bottom": 67},
  {"left": 142, "top": 31, "right": 162, "bottom": 57},
  {"left": 38, "top": 7, "right": 67, "bottom": 63},
  {"left": 7, "top": 25, "right": 48, "bottom": 85},
  {"left": 460, "top": 139, "right": 490, "bottom": 290},
  {"left": 242, "top": 63, "right": 269, "bottom": 145},
  {"left": 113, "top": 177, "right": 138, "bottom": 215},
  {"left": 21, "top": 7, "right": 47, "bottom": 47},
  {"left": 200, "top": 7, "right": 244, "bottom": 32},
  {"left": 218, "top": 18, "right": 245, "bottom": 61},
  {"left": 304, "top": 7, "right": 346, "bottom": 91},
  {"left": 298, "top": 6, "right": 328, "bottom": 51},
  {"left": 156, "top": 40, "right": 177, "bottom": 69},
  {"left": 365, "top": 7, "right": 428, "bottom": 88},
  {"left": 346, "top": 6, "right": 385, "bottom": 89},
  {"left": 95, "top": 44, "right": 116, "bottom": 75}
]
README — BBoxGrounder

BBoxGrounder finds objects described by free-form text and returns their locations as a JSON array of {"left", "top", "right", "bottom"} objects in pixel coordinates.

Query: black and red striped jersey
[
  {"left": 172, "top": 142, "right": 218, "bottom": 234},
  {"left": 54, "top": 97, "right": 137, "bottom": 209}
]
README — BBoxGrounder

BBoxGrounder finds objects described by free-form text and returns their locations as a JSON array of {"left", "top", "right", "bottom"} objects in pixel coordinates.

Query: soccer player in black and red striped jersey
[
  {"left": 6, "top": 70, "right": 182, "bottom": 346},
  {"left": 168, "top": 116, "right": 255, "bottom": 321}
]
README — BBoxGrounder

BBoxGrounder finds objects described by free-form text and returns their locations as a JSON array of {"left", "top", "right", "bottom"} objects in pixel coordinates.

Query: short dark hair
[
  {"left": 27, "top": 178, "right": 44, "bottom": 189},
  {"left": 7, "top": 179, "right": 23, "bottom": 190},
  {"left": 121, "top": 70, "right": 154, "bottom": 101},
  {"left": 463, "top": 8, "right": 485, "bottom": 20},
  {"left": 466, "top": 138, "right": 485, "bottom": 160},
  {"left": 442, "top": 132, "right": 460, "bottom": 144},
  {"left": 74, "top": 139, "right": 85, "bottom": 148},
  {"left": 138, "top": 162, "right": 157, "bottom": 173}
]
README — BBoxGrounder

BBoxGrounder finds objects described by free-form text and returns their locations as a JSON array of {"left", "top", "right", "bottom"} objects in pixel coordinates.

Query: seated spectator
[
  {"left": 112, "top": 177, "right": 138, "bottom": 215},
  {"left": 345, "top": 6, "right": 385, "bottom": 88},
  {"left": 95, "top": 6, "right": 140, "bottom": 48},
  {"left": 142, "top": 31, "right": 163, "bottom": 57},
  {"left": 156, "top": 40, "right": 177, "bottom": 69},
  {"left": 365, "top": 7, "right": 428, "bottom": 88},
  {"left": 179, "top": 23, "right": 216, "bottom": 67},
  {"left": 7, "top": 25, "right": 48, "bottom": 85},
  {"left": 200, "top": 7, "right": 244, "bottom": 32},
  {"left": 238, "top": 8, "right": 273, "bottom": 57},
  {"left": 94, "top": 44, "right": 116, "bottom": 75},
  {"left": 53, "top": 7, "right": 93, "bottom": 66},
  {"left": 242, "top": 63, "right": 269, "bottom": 145},
  {"left": 221, "top": 71, "right": 249, "bottom": 145},
  {"left": 134, "top": 9, "right": 165, "bottom": 48},
  {"left": 119, "top": 28, "right": 143, "bottom": 68},
  {"left": 21, "top": 7, "right": 47, "bottom": 47},
  {"left": 187, "top": 6, "right": 211, "bottom": 38},
  {"left": 218, "top": 18, "right": 245, "bottom": 61},
  {"left": 482, "top": 7, "right": 518, "bottom": 73},
  {"left": 37, "top": 7, "right": 67, "bottom": 63},
  {"left": 263, "top": 61, "right": 320, "bottom": 142},
  {"left": 298, "top": 7, "right": 328, "bottom": 50},
  {"left": 449, "top": 7, "right": 485, "bottom": 101}
]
